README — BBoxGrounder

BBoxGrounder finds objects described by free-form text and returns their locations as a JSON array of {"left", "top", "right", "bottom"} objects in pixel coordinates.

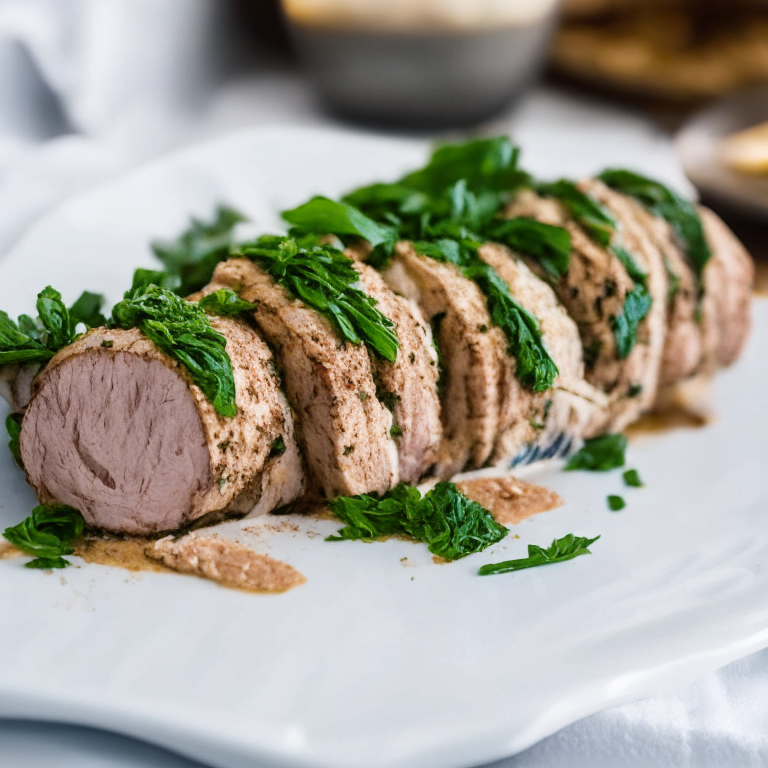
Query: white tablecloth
[{"left": 1, "top": 2, "right": 767, "bottom": 766}]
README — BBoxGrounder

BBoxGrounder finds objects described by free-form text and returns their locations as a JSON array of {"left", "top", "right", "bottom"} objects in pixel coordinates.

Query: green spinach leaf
[
  {"left": 240, "top": 235, "right": 399, "bottom": 362},
  {"left": 3, "top": 504, "right": 85, "bottom": 569},
  {"left": 111, "top": 284, "right": 238, "bottom": 418},
  {"left": 565, "top": 434, "right": 627, "bottom": 472},
  {"left": 478, "top": 533, "right": 600, "bottom": 575},
  {"left": 198, "top": 288, "right": 255, "bottom": 317}
]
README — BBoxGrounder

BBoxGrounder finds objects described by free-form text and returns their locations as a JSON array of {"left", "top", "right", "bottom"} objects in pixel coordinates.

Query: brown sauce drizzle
[
  {"left": 74, "top": 535, "right": 165, "bottom": 573},
  {"left": 73, "top": 531, "right": 305, "bottom": 593},
  {"left": 626, "top": 405, "right": 710, "bottom": 437},
  {"left": 0, "top": 540, "right": 23, "bottom": 560},
  {"left": 456, "top": 476, "right": 563, "bottom": 525}
]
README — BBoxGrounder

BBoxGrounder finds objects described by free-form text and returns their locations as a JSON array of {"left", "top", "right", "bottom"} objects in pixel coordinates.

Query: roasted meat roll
[{"left": 19, "top": 319, "right": 304, "bottom": 535}]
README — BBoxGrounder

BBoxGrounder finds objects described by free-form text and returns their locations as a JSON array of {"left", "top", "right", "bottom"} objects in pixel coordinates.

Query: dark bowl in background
[{"left": 285, "top": 5, "right": 560, "bottom": 129}]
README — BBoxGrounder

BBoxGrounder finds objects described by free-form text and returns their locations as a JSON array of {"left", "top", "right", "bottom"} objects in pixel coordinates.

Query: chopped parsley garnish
[
  {"left": 198, "top": 288, "right": 256, "bottom": 317},
  {"left": 283, "top": 196, "right": 398, "bottom": 253},
  {"left": 327, "top": 481, "right": 508, "bottom": 561},
  {"left": 623, "top": 468, "right": 643, "bottom": 487},
  {"left": 239, "top": 235, "right": 399, "bottom": 362},
  {"left": 607, "top": 495, "right": 626, "bottom": 511},
  {"left": 536, "top": 180, "right": 653, "bottom": 359},
  {"left": 3, "top": 504, "right": 85, "bottom": 569},
  {"left": 612, "top": 284, "right": 653, "bottom": 360},
  {"left": 111, "top": 284, "right": 238, "bottom": 418},
  {"left": 598, "top": 169, "right": 711, "bottom": 285},
  {"left": 565, "top": 434, "right": 627, "bottom": 472},
  {"left": 478, "top": 533, "right": 600, "bottom": 575},
  {"left": 269, "top": 435, "right": 286, "bottom": 457},
  {"left": 151, "top": 205, "right": 247, "bottom": 296},
  {"left": 486, "top": 217, "right": 572, "bottom": 279},
  {"left": 537, "top": 180, "right": 615, "bottom": 247},
  {"left": 611, "top": 245, "right": 648, "bottom": 286},
  {"left": 415, "top": 238, "right": 558, "bottom": 391},
  {"left": 5, "top": 412, "right": 22, "bottom": 468}
]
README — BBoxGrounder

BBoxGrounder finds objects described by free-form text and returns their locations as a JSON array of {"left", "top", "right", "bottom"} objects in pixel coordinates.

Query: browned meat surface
[
  {"left": 20, "top": 319, "right": 303, "bottom": 535},
  {"left": 382, "top": 242, "right": 506, "bottom": 477},
  {"left": 698, "top": 206, "right": 754, "bottom": 373},
  {"left": 204, "top": 258, "right": 398, "bottom": 498},
  {"left": 352, "top": 262, "right": 442, "bottom": 483},
  {"left": 149, "top": 533, "right": 305, "bottom": 592}
]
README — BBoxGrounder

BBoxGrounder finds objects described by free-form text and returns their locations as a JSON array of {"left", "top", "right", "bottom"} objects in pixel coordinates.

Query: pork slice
[
  {"left": 698, "top": 206, "right": 754, "bottom": 373},
  {"left": 505, "top": 187, "right": 659, "bottom": 433},
  {"left": 20, "top": 319, "right": 303, "bottom": 535},
  {"left": 0, "top": 362, "right": 40, "bottom": 413},
  {"left": 204, "top": 258, "right": 399, "bottom": 498},
  {"left": 580, "top": 179, "right": 668, "bottom": 429},
  {"left": 382, "top": 242, "right": 505, "bottom": 477},
  {"left": 478, "top": 243, "right": 609, "bottom": 463},
  {"left": 352, "top": 262, "right": 442, "bottom": 483},
  {"left": 622, "top": 199, "right": 703, "bottom": 386}
]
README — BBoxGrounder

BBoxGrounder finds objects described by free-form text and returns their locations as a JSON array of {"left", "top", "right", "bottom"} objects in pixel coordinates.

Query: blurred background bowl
[{"left": 281, "top": 0, "right": 561, "bottom": 128}]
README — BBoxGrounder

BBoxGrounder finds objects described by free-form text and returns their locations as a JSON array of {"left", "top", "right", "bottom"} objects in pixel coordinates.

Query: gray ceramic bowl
[{"left": 286, "top": 8, "right": 560, "bottom": 128}]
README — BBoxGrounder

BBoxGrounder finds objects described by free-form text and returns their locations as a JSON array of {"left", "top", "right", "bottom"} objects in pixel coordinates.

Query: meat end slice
[
  {"left": 351, "top": 261, "right": 442, "bottom": 483},
  {"left": 202, "top": 258, "right": 399, "bottom": 498},
  {"left": 20, "top": 319, "right": 303, "bottom": 535},
  {"left": 698, "top": 206, "right": 754, "bottom": 373},
  {"left": 382, "top": 242, "right": 506, "bottom": 477}
]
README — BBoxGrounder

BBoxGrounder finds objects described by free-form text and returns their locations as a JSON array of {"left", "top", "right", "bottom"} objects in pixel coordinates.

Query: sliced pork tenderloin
[
  {"left": 382, "top": 242, "right": 507, "bottom": 477},
  {"left": 698, "top": 206, "right": 754, "bottom": 374},
  {"left": 351, "top": 261, "right": 442, "bottom": 483},
  {"left": 477, "top": 242, "right": 609, "bottom": 464},
  {"left": 504, "top": 185, "right": 665, "bottom": 433},
  {"left": 20, "top": 319, "right": 303, "bottom": 535},
  {"left": 579, "top": 178, "right": 668, "bottom": 428},
  {"left": 618, "top": 198, "right": 703, "bottom": 386},
  {"left": 0, "top": 362, "right": 40, "bottom": 413},
  {"left": 202, "top": 258, "right": 399, "bottom": 498}
]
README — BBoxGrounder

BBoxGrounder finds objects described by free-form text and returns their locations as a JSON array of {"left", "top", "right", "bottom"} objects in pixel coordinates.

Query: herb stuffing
[
  {"left": 478, "top": 533, "right": 600, "bottom": 575},
  {"left": 3, "top": 504, "right": 85, "bottom": 569},
  {"left": 327, "top": 482, "right": 508, "bottom": 561},
  {"left": 565, "top": 434, "right": 627, "bottom": 472},
  {"left": 239, "top": 235, "right": 399, "bottom": 362},
  {"left": 111, "top": 284, "right": 238, "bottom": 418}
]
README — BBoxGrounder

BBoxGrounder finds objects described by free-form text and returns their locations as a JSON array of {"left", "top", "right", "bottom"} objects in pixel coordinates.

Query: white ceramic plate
[
  {"left": 677, "top": 86, "right": 768, "bottom": 223},
  {"left": 1, "top": 126, "right": 767, "bottom": 768}
]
